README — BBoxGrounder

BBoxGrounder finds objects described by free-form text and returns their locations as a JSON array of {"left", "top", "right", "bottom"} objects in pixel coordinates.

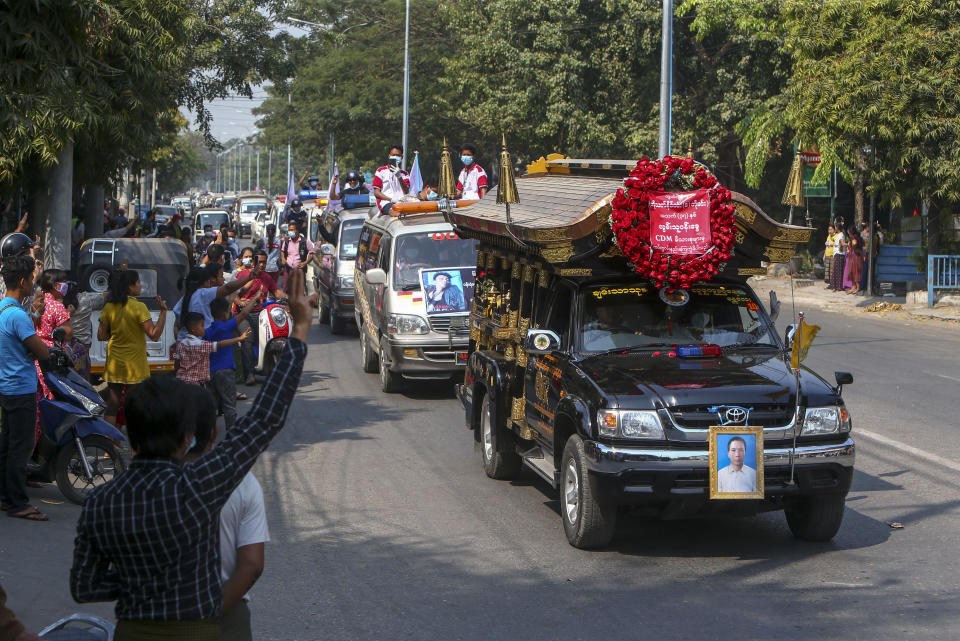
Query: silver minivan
[{"left": 354, "top": 212, "right": 478, "bottom": 392}]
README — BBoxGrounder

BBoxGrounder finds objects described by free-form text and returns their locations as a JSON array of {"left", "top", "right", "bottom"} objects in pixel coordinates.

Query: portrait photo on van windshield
[
  {"left": 419, "top": 267, "right": 475, "bottom": 315},
  {"left": 581, "top": 285, "right": 775, "bottom": 352},
  {"left": 392, "top": 232, "right": 478, "bottom": 291}
]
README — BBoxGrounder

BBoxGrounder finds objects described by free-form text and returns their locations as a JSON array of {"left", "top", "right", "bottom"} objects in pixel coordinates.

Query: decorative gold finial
[
  {"left": 497, "top": 134, "right": 520, "bottom": 205},
  {"left": 438, "top": 137, "right": 456, "bottom": 199}
]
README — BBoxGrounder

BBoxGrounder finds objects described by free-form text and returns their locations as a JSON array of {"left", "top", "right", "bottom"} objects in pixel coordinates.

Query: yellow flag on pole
[{"left": 790, "top": 319, "right": 820, "bottom": 369}]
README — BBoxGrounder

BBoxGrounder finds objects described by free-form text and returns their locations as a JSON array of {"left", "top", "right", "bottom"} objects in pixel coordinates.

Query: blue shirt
[
  {"left": 204, "top": 318, "right": 238, "bottom": 373},
  {"left": 173, "top": 286, "right": 219, "bottom": 341},
  {"left": 0, "top": 296, "right": 39, "bottom": 395}
]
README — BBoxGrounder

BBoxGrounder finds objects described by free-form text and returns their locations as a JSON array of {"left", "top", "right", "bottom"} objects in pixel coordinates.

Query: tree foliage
[
  {"left": 736, "top": 0, "right": 960, "bottom": 234},
  {"left": 0, "top": 0, "right": 292, "bottom": 184}
]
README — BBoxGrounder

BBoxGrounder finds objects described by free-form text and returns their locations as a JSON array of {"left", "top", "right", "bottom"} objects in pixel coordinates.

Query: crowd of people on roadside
[
  {"left": 823, "top": 221, "right": 884, "bottom": 295},
  {"left": 0, "top": 218, "right": 316, "bottom": 639}
]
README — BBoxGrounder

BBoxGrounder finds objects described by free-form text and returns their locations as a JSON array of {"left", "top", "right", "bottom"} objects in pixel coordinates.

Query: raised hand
[{"left": 156, "top": 296, "right": 167, "bottom": 312}]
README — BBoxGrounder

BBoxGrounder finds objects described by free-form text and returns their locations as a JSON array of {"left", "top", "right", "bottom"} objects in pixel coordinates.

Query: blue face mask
[
  {"left": 427, "top": 191, "right": 439, "bottom": 201},
  {"left": 461, "top": 155, "right": 473, "bottom": 166},
  {"left": 205, "top": 231, "right": 213, "bottom": 238},
  {"left": 287, "top": 231, "right": 296, "bottom": 239}
]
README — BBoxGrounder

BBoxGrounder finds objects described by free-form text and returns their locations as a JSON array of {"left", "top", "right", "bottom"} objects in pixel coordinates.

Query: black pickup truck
[{"left": 446, "top": 157, "right": 855, "bottom": 549}]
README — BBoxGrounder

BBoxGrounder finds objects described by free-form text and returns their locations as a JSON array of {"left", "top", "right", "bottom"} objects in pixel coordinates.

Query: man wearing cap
[{"left": 455, "top": 144, "right": 488, "bottom": 200}]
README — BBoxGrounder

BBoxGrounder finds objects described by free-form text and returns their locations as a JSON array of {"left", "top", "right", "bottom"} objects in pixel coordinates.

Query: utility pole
[
  {"left": 658, "top": 0, "right": 673, "bottom": 157},
  {"left": 268, "top": 148, "right": 272, "bottom": 195},
  {"left": 286, "top": 93, "right": 292, "bottom": 189},
  {"left": 247, "top": 144, "right": 252, "bottom": 192},
  {"left": 401, "top": 0, "right": 411, "bottom": 169},
  {"left": 151, "top": 168, "right": 157, "bottom": 207},
  {"left": 256, "top": 148, "right": 261, "bottom": 192}
]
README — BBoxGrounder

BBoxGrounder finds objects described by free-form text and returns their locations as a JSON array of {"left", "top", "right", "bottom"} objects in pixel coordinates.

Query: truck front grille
[
  {"left": 668, "top": 404, "right": 794, "bottom": 428},
  {"left": 428, "top": 315, "right": 470, "bottom": 334}
]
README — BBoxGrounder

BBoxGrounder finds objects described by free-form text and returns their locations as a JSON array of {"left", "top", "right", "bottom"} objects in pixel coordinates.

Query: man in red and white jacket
[
  {"left": 372, "top": 144, "right": 411, "bottom": 215},
  {"left": 455, "top": 144, "right": 488, "bottom": 200}
]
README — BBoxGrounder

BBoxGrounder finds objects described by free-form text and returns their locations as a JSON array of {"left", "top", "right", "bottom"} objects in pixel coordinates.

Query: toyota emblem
[{"left": 725, "top": 407, "right": 747, "bottom": 424}]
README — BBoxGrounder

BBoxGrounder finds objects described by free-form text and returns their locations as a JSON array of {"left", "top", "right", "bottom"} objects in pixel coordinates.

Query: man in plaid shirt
[
  {"left": 173, "top": 311, "right": 250, "bottom": 386},
  {"left": 70, "top": 270, "right": 315, "bottom": 639}
]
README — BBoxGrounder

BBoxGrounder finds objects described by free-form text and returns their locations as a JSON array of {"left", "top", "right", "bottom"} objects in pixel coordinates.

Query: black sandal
[{"left": 8, "top": 505, "right": 48, "bottom": 521}]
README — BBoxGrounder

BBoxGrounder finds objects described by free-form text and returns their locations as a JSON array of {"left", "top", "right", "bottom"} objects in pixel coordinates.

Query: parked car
[{"left": 353, "top": 210, "right": 478, "bottom": 392}]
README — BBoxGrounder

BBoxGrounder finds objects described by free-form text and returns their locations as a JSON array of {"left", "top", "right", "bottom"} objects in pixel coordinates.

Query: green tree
[{"left": 737, "top": 0, "right": 960, "bottom": 248}]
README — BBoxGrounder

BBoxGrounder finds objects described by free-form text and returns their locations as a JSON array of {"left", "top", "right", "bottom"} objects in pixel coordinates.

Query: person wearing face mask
[
  {"left": 418, "top": 181, "right": 440, "bottom": 201},
  {"left": 286, "top": 198, "right": 306, "bottom": 229},
  {"left": 196, "top": 224, "right": 216, "bottom": 255},
  {"left": 455, "top": 144, "right": 488, "bottom": 200},
  {"left": 280, "top": 221, "right": 316, "bottom": 288},
  {"left": 372, "top": 145, "right": 411, "bottom": 215}
]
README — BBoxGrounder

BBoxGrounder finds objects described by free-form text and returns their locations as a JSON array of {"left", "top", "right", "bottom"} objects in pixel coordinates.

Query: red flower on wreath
[{"left": 610, "top": 155, "right": 736, "bottom": 290}]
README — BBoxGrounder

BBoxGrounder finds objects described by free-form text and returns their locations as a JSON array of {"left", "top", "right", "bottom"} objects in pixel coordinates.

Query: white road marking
[
  {"left": 930, "top": 371, "right": 960, "bottom": 383},
  {"left": 856, "top": 428, "right": 960, "bottom": 474}
]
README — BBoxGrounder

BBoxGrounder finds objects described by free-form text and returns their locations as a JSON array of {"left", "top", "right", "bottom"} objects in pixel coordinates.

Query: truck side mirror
[
  {"left": 835, "top": 371, "right": 853, "bottom": 395},
  {"left": 365, "top": 268, "right": 387, "bottom": 285},
  {"left": 524, "top": 329, "right": 561, "bottom": 353},
  {"left": 784, "top": 323, "right": 797, "bottom": 349},
  {"left": 768, "top": 290, "right": 781, "bottom": 322}
]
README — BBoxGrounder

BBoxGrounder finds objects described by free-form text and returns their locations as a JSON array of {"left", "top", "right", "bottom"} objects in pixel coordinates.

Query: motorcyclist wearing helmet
[
  {"left": 286, "top": 198, "right": 306, "bottom": 228},
  {"left": 0, "top": 232, "right": 40, "bottom": 306}
]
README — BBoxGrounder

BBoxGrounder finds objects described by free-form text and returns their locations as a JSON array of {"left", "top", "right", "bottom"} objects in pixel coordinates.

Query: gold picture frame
[{"left": 708, "top": 426, "right": 765, "bottom": 500}]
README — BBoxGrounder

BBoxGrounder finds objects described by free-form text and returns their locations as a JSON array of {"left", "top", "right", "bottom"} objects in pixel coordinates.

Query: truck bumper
[
  {"left": 583, "top": 437, "right": 855, "bottom": 514},
  {"left": 331, "top": 290, "right": 355, "bottom": 320},
  {"left": 384, "top": 337, "right": 470, "bottom": 380}
]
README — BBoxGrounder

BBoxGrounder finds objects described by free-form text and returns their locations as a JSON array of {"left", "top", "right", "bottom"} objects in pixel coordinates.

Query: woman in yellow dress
[{"left": 98, "top": 269, "right": 168, "bottom": 425}]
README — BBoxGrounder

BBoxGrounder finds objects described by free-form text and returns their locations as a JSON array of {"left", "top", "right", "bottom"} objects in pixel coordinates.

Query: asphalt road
[{"left": 2, "top": 308, "right": 958, "bottom": 640}]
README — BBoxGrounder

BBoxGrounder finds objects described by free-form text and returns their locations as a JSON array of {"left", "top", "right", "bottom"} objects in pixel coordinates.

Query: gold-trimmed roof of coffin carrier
[{"left": 444, "top": 158, "right": 812, "bottom": 271}]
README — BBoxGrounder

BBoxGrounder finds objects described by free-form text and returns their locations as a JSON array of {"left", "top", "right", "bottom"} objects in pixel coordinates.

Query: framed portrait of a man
[
  {"left": 709, "top": 426, "right": 764, "bottom": 499},
  {"left": 419, "top": 266, "right": 474, "bottom": 315}
]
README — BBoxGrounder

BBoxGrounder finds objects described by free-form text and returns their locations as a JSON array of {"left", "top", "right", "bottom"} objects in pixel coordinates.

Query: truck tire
[
  {"left": 378, "top": 342, "right": 403, "bottom": 393},
  {"left": 55, "top": 435, "right": 126, "bottom": 505},
  {"left": 560, "top": 435, "right": 616, "bottom": 549},
  {"left": 480, "top": 394, "right": 521, "bottom": 480},
  {"left": 359, "top": 325, "right": 379, "bottom": 373},
  {"left": 84, "top": 267, "right": 112, "bottom": 293},
  {"left": 785, "top": 494, "right": 846, "bottom": 542}
]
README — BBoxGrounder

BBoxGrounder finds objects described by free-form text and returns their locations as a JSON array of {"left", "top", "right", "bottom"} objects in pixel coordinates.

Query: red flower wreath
[{"left": 610, "top": 155, "right": 737, "bottom": 290}]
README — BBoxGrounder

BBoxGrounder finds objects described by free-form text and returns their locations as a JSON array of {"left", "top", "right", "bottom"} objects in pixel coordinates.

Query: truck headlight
[
  {"left": 387, "top": 314, "right": 428, "bottom": 335},
  {"left": 596, "top": 410, "right": 664, "bottom": 440},
  {"left": 802, "top": 406, "right": 842, "bottom": 435},
  {"left": 337, "top": 275, "right": 354, "bottom": 290}
]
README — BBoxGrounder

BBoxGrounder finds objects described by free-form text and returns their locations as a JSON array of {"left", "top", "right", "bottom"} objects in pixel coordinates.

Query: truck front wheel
[
  {"left": 785, "top": 493, "right": 846, "bottom": 542},
  {"left": 561, "top": 435, "right": 616, "bottom": 549},
  {"left": 480, "top": 394, "right": 521, "bottom": 480}
]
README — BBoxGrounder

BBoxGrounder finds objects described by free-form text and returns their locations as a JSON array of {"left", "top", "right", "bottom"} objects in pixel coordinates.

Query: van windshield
[
  {"left": 580, "top": 284, "right": 776, "bottom": 353},
  {"left": 393, "top": 232, "right": 478, "bottom": 290},
  {"left": 240, "top": 201, "right": 267, "bottom": 213},
  {"left": 339, "top": 221, "right": 363, "bottom": 260}
]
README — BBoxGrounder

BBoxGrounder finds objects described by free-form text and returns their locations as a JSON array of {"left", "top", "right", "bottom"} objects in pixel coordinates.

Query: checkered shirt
[
  {"left": 173, "top": 335, "right": 217, "bottom": 384},
  {"left": 70, "top": 338, "right": 307, "bottom": 621}
]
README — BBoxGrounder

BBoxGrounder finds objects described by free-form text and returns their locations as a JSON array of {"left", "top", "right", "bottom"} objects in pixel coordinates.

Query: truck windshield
[
  {"left": 241, "top": 201, "right": 266, "bottom": 213},
  {"left": 339, "top": 221, "right": 363, "bottom": 260},
  {"left": 580, "top": 284, "right": 776, "bottom": 353},
  {"left": 392, "top": 232, "right": 478, "bottom": 290}
]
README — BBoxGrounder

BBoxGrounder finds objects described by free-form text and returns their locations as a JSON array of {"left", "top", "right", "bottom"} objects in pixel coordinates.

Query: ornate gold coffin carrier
[{"left": 443, "top": 157, "right": 812, "bottom": 278}]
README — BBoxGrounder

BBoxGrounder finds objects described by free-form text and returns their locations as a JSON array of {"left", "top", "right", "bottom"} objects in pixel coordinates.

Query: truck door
[{"left": 524, "top": 282, "right": 574, "bottom": 442}]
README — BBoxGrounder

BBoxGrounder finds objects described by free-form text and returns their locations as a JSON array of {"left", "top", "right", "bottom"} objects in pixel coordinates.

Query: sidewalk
[{"left": 747, "top": 276, "right": 960, "bottom": 324}]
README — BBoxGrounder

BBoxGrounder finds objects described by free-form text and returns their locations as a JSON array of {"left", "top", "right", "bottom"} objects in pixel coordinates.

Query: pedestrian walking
[
  {"left": 0, "top": 255, "right": 50, "bottom": 521},
  {"left": 828, "top": 227, "right": 847, "bottom": 291},
  {"left": 173, "top": 311, "right": 249, "bottom": 387},
  {"left": 98, "top": 269, "right": 168, "bottom": 426},
  {"left": 205, "top": 296, "right": 259, "bottom": 428},
  {"left": 280, "top": 220, "right": 316, "bottom": 294},
  {"left": 63, "top": 281, "right": 109, "bottom": 381},
  {"left": 455, "top": 144, "right": 489, "bottom": 200},
  {"left": 70, "top": 270, "right": 314, "bottom": 640},
  {"left": 182, "top": 387, "right": 269, "bottom": 641},
  {"left": 259, "top": 224, "right": 284, "bottom": 288}
]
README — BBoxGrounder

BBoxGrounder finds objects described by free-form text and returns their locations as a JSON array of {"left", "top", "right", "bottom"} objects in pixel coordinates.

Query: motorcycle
[
  {"left": 256, "top": 297, "right": 292, "bottom": 376},
  {"left": 30, "top": 327, "right": 127, "bottom": 505}
]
